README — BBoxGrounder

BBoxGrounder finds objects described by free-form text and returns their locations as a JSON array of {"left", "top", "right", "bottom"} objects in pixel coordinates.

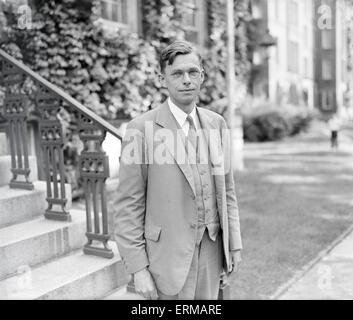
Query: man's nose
[{"left": 182, "top": 72, "right": 191, "bottom": 84}]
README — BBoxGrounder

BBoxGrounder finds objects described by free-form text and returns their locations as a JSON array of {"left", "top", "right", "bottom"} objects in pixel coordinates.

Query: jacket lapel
[{"left": 155, "top": 101, "right": 196, "bottom": 197}]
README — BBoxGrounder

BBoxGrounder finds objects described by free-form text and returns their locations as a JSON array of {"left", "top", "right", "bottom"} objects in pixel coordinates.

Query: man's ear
[
  {"left": 159, "top": 73, "right": 167, "bottom": 88},
  {"left": 200, "top": 69, "right": 205, "bottom": 85}
]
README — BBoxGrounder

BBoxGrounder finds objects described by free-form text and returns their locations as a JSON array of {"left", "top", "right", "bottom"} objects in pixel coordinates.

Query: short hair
[{"left": 159, "top": 40, "right": 202, "bottom": 73}]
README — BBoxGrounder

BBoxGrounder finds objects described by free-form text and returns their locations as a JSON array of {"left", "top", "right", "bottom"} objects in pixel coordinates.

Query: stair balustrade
[{"left": 0, "top": 49, "right": 122, "bottom": 259}]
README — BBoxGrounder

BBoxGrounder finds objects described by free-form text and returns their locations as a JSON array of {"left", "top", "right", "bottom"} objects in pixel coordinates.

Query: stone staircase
[{"left": 0, "top": 132, "right": 141, "bottom": 300}]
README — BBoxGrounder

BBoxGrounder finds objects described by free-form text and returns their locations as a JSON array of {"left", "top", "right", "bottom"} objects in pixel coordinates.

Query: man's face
[{"left": 160, "top": 52, "right": 204, "bottom": 108}]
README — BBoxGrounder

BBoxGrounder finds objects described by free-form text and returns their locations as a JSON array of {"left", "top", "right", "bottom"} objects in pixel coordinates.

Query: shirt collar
[{"left": 167, "top": 97, "right": 197, "bottom": 128}]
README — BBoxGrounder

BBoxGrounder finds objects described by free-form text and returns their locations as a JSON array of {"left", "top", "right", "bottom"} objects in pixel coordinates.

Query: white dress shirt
[{"left": 167, "top": 97, "right": 200, "bottom": 136}]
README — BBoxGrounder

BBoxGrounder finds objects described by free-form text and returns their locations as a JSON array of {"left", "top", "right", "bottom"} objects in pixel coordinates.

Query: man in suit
[{"left": 113, "top": 40, "right": 242, "bottom": 300}]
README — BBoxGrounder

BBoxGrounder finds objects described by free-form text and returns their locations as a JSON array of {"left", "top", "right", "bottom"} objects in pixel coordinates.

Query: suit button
[
  {"left": 190, "top": 223, "right": 197, "bottom": 229},
  {"left": 191, "top": 194, "right": 195, "bottom": 200}
]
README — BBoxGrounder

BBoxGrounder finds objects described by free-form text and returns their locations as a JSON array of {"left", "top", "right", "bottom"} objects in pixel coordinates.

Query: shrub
[
  {"left": 242, "top": 104, "right": 314, "bottom": 142},
  {"left": 243, "top": 116, "right": 263, "bottom": 141},
  {"left": 288, "top": 112, "right": 314, "bottom": 135}
]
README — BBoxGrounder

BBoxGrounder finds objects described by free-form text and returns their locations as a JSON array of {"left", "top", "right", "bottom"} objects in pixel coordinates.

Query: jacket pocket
[{"left": 144, "top": 224, "right": 161, "bottom": 242}]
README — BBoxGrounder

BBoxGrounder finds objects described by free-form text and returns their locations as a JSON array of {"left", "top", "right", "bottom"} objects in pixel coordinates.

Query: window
[
  {"left": 304, "top": 57, "right": 308, "bottom": 77},
  {"left": 288, "top": 83, "right": 299, "bottom": 105},
  {"left": 321, "top": 90, "right": 334, "bottom": 110},
  {"left": 321, "top": 30, "right": 332, "bottom": 49},
  {"left": 100, "top": 0, "right": 128, "bottom": 25},
  {"left": 182, "top": 0, "right": 198, "bottom": 43},
  {"left": 181, "top": 0, "right": 206, "bottom": 45},
  {"left": 287, "top": 0, "right": 298, "bottom": 26},
  {"left": 322, "top": 59, "right": 332, "bottom": 80},
  {"left": 304, "top": 26, "right": 309, "bottom": 47},
  {"left": 287, "top": 41, "right": 299, "bottom": 73},
  {"left": 252, "top": 1, "right": 263, "bottom": 19},
  {"left": 303, "top": 57, "right": 313, "bottom": 78},
  {"left": 274, "top": 0, "right": 279, "bottom": 21},
  {"left": 98, "top": 0, "right": 140, "bottom": 33},
  {"left": 342, "top": 60, "right": 347, "bottom": 82},
  {"left": 183, "top": 0, "right": 197, "bottom": 28},
  {"left": 304, "top": 0, "right": 311, "bottom": 19}
]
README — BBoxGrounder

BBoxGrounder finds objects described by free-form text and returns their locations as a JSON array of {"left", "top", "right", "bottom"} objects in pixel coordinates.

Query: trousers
[{"left": 157, "top": 229, "right": 223, "bottom": 300}]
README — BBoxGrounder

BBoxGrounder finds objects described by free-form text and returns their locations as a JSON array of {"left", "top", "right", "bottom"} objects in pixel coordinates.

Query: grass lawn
[{"left": 230, "top": 122, "right": 353, "bottom": 299}]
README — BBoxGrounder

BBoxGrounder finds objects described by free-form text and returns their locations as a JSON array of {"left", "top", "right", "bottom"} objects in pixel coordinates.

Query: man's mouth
[{"left": 179, "top": 89, "right": 195, "bottom": 92}]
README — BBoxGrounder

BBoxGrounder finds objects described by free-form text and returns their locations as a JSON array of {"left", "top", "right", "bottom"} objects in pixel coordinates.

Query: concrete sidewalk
[
  {"left": 275, "top": 225, "right": 353, "bottom": 299},
  {"left": 268, "top": 120, "right": 353, "bottom": 300}
]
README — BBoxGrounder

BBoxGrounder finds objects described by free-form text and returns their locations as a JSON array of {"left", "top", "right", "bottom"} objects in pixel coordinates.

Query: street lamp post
[{"left": 226, "top": 0, "right": 244, "bottom": 171}]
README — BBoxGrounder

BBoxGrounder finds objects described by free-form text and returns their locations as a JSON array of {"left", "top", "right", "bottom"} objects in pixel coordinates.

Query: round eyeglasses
[{"left": 170, "top": 69, "right": 202, "bottom": 80}]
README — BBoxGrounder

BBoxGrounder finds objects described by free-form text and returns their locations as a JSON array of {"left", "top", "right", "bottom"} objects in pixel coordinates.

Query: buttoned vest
[{"left": 187, "top": 113, "right": 220, "bottom": 245}]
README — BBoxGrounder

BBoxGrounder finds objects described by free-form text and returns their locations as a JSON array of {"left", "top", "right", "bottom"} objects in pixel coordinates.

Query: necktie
[{"left": 186, "top": 115, "right": 198, "bottom": 164}]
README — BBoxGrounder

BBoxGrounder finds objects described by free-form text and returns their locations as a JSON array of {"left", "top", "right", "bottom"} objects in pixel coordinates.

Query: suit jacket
[{"left": 113, "top": 100, "right": 242, "bottom": 296}]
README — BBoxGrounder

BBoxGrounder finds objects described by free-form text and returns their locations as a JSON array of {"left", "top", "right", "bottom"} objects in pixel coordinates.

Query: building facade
[
  {"left": 346, "top": 0, "right": 353, "bottom": 116},
  {"left": 313, "top": 0, "right": 352, "bottom": 115},
  {"left": 97, "top": 0, "right": 209, "bottom": 47},
  {"left": 251, "top": 0, "right": 353, "bottom": 115}
]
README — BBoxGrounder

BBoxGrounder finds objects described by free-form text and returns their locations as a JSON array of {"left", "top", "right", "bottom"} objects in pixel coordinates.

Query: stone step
[
  {"left": 0, "top": 181, "right": 72, "bottom": 229},
  {"left": 103, "top": 284, "right": 145, "bottom": 300},
  {"left": 0, "top": 242, "right": 129, "bottom": 299},
  {"left": 0, "top": 155, "right": 38, "bottom": 187},
  {"left": 0, "top": 209, "right": 87, "bottom": 280},
  {"left": 0, "top": 133, "right": 9, "bottom": 156}
]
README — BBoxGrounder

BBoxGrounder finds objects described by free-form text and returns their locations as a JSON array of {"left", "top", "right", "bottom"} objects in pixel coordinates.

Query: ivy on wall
[
  {"left": 1, "top": 0, "right": 251, "bottom": 119},
  {"left": 141, "top": 0, "right": 185, "bottom": 46}
]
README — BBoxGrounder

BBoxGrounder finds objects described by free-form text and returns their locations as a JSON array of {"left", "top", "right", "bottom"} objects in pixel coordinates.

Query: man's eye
[
  {"left": 172, "top": 71, "right": 183, "bottom": 77},
  {"left": 189, "top": 71, "right": 199, "bottom": 77}
]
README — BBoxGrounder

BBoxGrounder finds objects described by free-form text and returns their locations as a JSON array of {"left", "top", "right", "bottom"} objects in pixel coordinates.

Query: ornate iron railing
[{"left": 0, "top": 49, "right": 122, "bottom": 259}]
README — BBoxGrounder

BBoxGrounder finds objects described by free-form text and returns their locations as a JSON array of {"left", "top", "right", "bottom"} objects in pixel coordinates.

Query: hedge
[{"left": 243, "top": 106, "right": 315, "bottom": 142}]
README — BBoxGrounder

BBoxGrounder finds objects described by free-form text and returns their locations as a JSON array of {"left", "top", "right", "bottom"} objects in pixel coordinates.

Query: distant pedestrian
[{"left": 328, "top": 116, "right": 341, "bottom": 151}]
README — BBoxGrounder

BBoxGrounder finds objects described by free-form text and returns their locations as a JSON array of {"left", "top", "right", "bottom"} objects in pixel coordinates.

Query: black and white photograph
[{"left": 1, "top": 0, "right": 353, "bottom": 304}]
